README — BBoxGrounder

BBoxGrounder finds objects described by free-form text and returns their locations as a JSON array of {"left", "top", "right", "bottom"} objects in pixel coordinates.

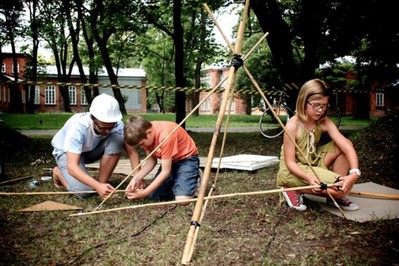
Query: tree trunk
[
  {"left": 173, "top": 0, "right": 187, "bottom": 128},
  {"left": 352, "top": 93, "right": 370, "bottom": 119},
  {"left": 27, "top": 0, "right": 39, "bottom": 114},
  {"left": 97, "top": 39, "right": 127, "bottom": 115},
  {"left": 192, "top": 9, "right": 208, "bottom": 117},
  {"left": 65, "top": 0, "right": 90, "bottom": 104},
  {"left": 6, "top": 14, "right": 23, "bottom": 113},
  {"left": 91, "top": 1, "right": 126, "bottom": 115}
]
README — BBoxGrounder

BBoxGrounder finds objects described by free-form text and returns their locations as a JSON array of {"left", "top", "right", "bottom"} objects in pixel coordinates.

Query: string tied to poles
[
  {"left": 231, "top": 54, "right": 243, "bottom": 71},
  {"left": 190, "top": 221, "right": 201, "bottom": 228},
  {"left": 319, "top": 182, "right": 328, "bottom": 190}
]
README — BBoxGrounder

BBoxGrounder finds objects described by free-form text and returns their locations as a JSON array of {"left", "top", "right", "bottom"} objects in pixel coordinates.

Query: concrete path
[{"left": 18, "top": 126, "right": 365, "bottom": 136}]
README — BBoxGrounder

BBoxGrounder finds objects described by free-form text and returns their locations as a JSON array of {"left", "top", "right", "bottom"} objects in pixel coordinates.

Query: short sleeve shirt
[
  {"left": 143, "top": 121, "right": 198, "bottom": 162},
  {"left": 51, "top": 112, "right": 124, "bottom": 156}
]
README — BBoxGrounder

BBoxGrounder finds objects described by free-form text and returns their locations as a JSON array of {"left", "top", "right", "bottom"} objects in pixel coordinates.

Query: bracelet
[{"left": 349, "top": 168, "right": 361, "bottom": 176}]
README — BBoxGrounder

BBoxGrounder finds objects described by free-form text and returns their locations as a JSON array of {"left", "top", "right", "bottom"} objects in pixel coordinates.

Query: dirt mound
[
  {"left": 353, "top": 111, "right": 399, "bottom": 189},
  {"left": 0, "top": 124, "right": 32, "bottom": 162}
]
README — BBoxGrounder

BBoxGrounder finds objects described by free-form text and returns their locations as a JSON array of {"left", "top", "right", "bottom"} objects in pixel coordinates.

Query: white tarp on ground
[
  {"left": 211, "top": 154, "right": 279, "bottom": 171},
  {"left": 305, "top": 182, "right": 399, "bottom": 222},
  {"left": 87, "top": 154, "right": 279, "bottom": 178}
]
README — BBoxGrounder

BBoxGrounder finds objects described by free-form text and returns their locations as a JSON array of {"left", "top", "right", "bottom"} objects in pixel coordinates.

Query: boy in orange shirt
[{"left": 124, "top": 116, "right": 200, "bottom": 205}]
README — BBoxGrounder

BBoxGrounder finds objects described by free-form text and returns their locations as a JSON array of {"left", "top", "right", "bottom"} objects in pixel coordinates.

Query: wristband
[{"left": 349, "top": 168, "right": 361, "bottom": 176}]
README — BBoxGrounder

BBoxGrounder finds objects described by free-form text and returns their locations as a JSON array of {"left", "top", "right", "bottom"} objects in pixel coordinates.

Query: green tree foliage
[
  {"left": 0, "top": 0, "right": 24, "bottom": 113},
  {"left": 248, "top": 0, "right": 399, "bottom": 118},
  {"left": 131, "top": 0, "right": 225, "bottom": 118}
]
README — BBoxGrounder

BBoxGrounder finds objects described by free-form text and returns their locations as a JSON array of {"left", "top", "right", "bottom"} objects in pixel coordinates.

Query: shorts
[
  {"left": 53, "top": 133, "right": 124, "bottom": 198},
  {"left": 149, "top": 155, "right": 200, "bottom": 201}
]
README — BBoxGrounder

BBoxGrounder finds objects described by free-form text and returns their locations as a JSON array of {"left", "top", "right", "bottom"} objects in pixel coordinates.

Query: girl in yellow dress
[{"left": 277, "top": 79, "right": 360, "bottom": 211}]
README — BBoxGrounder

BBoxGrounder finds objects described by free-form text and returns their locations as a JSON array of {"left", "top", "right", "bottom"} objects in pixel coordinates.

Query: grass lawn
[{"left": 0, "top": 113, "right": 397, "bottom": 265}]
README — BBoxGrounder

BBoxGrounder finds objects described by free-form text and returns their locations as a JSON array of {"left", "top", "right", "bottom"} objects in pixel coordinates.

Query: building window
[
  {"left": 1, "top": 63, "right": 5, "bottom": 73},
  {"left": 220, "top": 73, "right": 227, "bottom": 89},
  {"left": 201, "top": 73, "right": 212, "bottom": 88},
  {"left": 34, "top": 86, "right": 40, "bottom": 104},
  {"left": 22, "top": 89, "right": 26, "bottom": 104},
  {"left": 228, "top": 98, "right": 236, "bottom": 112},
  {"left": 45, "top": 86, "right": 56, "bottom": 104},
  {"left": 376, "top": 92, "right": 384, "bottom": 107},
  {"left": 69, "top": 86, "right": 76, "bottom": 105},
  {"left": 200, "top": 98, "right": 211, "bottom": 112},
  {"left": 81, "top": 90, "right": 88, "bottom": 105},
  {"left": 12, "top": 64, "right": 20, "bottom": 73}
]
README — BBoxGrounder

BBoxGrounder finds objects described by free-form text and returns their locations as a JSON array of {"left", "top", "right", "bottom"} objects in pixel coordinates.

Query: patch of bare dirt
[{"left": 353, "top": 111, "right": 399, "bottom": 189}]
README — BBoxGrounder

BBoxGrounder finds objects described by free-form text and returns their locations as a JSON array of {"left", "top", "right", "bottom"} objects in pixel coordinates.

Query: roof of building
[{"left": 42, "top": 66, "right": 146, "bottom": 78}]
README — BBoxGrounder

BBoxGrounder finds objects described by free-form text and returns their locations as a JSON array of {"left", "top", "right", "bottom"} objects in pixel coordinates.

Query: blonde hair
[
  {"left": 124, "top": 116, "right": 152, "bottom": 146},
  {"left": 296, "top": 79, "right": 329, "bottom": 122}
]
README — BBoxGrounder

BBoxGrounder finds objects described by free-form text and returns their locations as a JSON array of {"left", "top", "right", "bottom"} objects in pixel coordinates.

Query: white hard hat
[{"left": 89, "top": 93, "right": 122, "bottom": 122}]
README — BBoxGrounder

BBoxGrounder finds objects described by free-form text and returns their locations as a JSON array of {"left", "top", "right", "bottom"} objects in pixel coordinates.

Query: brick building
[
  {"left": 0, "top": 53, "right": 147, "bottom": 114},
  {"left": 199, "top": 66, "right": 247, "bottom": 114}
]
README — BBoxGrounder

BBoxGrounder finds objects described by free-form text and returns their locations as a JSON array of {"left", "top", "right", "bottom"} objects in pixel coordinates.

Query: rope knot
[
  {"left": 230, "top": 54, "right": 243, "bottom": 71},
  {"left": 190, "top": 220, "right": 201, "bottom": 228},
  {"left": 319, "top": 182, "right": 328, "bottom": 190}
]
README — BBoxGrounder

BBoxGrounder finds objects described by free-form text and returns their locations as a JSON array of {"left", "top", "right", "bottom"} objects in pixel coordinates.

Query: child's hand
[
  {"left": 136, "top": 178, "right": 147, "bottom": 189},
  {"left": 126, "top": 189, "right": 146, "bottom": 201},
  {"left": 95, "top": 183, "right": 115, "bottom": 200},
  {"left": 337, "top": 174, "right": 357, "bottom": 193},
  {"left": 308, "top": 177, "right": 322, "bottom": 192},
  {"left": 128, "top": 178, "right": 147, "bottom": 190}
]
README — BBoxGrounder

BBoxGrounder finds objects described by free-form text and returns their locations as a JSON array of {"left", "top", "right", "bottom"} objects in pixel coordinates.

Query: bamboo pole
[
  {"left": 0, "top": 190, "right": 125, "bottom": 196},
  {"left": 181, "top": 2, "right": 250, "bottom": 264},
  {"left": 350, "top": 191, "right": 399, "bottom": 200},
  {"left": 69, "top": 184, "right": 337, "bottom": 217},
  {"left": 92, "top": 73, "right": 230, "bottom": 211},
  {"left": 3, "top": 188, "right": 396, "bottom": 201},
  {"left": 0, "top": 176, "right": 33, "bottom": 185},
  {"left": 92, "top": 2, "right": 268, "bottom": 214},
  {"left": 182, "top": 3, "right": 269, "bottom": 264},
  {"left": 182, "top": 1, "right": 346, "bottom": 261},
  {"left": 242, "top": 64, "right": 347, "bottom": 219}
]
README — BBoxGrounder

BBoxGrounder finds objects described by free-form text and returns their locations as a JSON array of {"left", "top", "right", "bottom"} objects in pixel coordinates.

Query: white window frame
[
  {"left": 34, "top": 86, "right": 40, "bottom": 104},
  {"left": 1, "top": 63, "right": 5, "bottom": 73},
  {"left": 22, "top": 89, "right": 26, "bottom": 104},
  {"left": 220, "top": 73, "right": 227, "bottom": 89},
  {"left": 45, "top": 86, "right": 56, "bottom": 105},
  {"left": 12, "top": 63, "right": 19, "bottom": 74},
  {"left": 69, "top": 86, "right": 76, "bottom": 105},
  {"left": 200, "top": 73, "right": 212, "bottom": 88},
  {"left": 200, "top": 98, "right": 211, "bottom": 112},
  {"left": 81, "top": 89, "right": 88, "bottom": 105},
  {"left": 376, "top": 92, "right": 384, "bottom": 107}
]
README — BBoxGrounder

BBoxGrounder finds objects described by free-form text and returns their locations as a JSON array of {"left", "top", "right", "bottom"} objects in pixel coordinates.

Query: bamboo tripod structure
[
  {"left": 181, "top": 1, "right": 349, "bottom": 263},
  {"left": 181, "top": 2, "right": 251, "bottom": 264}
]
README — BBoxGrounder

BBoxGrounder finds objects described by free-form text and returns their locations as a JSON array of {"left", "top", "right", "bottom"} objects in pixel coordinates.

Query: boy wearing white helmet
[{"left": 51, "top": 93, "right": 138, "bottom": 199}]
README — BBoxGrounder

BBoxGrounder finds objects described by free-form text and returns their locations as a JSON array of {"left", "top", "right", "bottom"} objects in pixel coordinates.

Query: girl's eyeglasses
[{"left": 307, "top": 102, "right": 329, "bottom": 111}]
